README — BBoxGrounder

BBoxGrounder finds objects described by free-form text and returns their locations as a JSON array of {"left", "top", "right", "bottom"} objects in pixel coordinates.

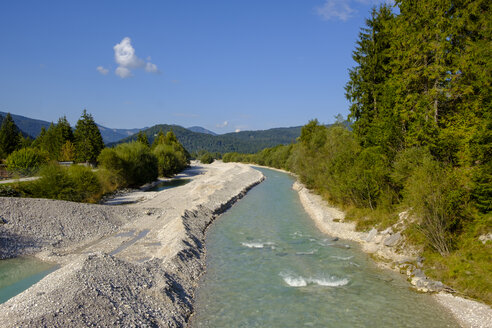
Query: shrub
[
  {"left": 403, "top": 158, "right": 470, "bottom": 255},
  {"left": 199, "top": 152, "right": 214, "bottom": 164},
  {"left": 153, "top": 144, "right": 188, "bottom": 177},
  {"left": 98, "top": 142, "right": 158, "bottom": 187},
  {"left": 5, "top": 147, "right": 48, "bottom": 176},
  {"left": 25, "top": 163, "right": 102, "bottom": 203}
]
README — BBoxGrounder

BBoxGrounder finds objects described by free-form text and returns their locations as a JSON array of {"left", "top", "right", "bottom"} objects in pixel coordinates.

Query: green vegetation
[
  {"left": 152, "top": 130, "right": 189, "bottom": 177},
  {"left": 16, "top": 164, "right": 103, "bottom": 203},
  {"left": 0, "top": 114, "right": 190, "bottom": 203},
  {"left": 199, "top": 152, "right": 214, "bottom": 164},
  {"left": 225, "top": 1, "right": 491, "bottom": 304},
  {"left": 74, "top": 110, "right": 104, "bottom": 163},
  {"left": 114, "top": 124, "right": 304, "bottom": 154},
  {"left": 98, "top": 142, "right": 158, "bottom": 188},
  {"left": 5, "top": 148, "right": 48, "bottom": 176},
  {"left": 0, "top": 113, "right": 22, "bottom": 158}
]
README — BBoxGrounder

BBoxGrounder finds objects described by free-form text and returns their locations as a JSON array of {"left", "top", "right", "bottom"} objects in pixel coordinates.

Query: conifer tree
[
  {"left": 345, "top": 5, "right": 400, "bottom": 157},
  {"left": 0, "top": 113, "right": 21, "bottom": 158},
  {"left": 74, "top": 110, "right": 104, "bottom": 163},
  {"left": 136, "top": 131, "right": 150, "bottom": 147}
]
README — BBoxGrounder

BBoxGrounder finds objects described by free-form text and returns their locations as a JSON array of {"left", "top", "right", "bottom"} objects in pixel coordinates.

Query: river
[{"left": 191, "top": 167, "right": 458, "bottom": 327}]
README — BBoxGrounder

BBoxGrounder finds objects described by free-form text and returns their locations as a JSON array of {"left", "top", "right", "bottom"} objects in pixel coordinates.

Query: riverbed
[{"left": 191, "top": 167, "right": 459, "bottom": 327}]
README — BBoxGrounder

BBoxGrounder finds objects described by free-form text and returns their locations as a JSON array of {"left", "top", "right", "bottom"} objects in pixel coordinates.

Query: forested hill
[
  {"left": 0, "top": 111, "right": 143, "bottom": 144},
  {"left": 112, "top": 124, "right": 303, "bottom": 154}
]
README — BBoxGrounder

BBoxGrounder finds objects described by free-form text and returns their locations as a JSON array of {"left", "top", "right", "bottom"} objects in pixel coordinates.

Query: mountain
[
  {"left": 96, "top": 124, "right": 145, "bottom": 144},
  {"left": 0, "top": 111, "right": 143, "bottom": 144},
  {"left": 113, "top": 124, "right": 302, "bottom": 154},
  {"left": 186, "top": 126, "right": 217, "bottom": 136},
  {"left": 0, "top": 111, "right": 51, "bottom": 138}
]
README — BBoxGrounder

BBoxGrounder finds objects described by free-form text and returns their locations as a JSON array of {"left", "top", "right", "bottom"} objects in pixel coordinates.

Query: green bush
[
  {"left": 403, "top": 158, "right": 470, "bottom": 255},
  {"left": 153, "top": 144, "right": 188, "bottom": 177},
  {"left": 98, "top": 142, "right": 158, "bottom": 187},
  {"left": 199, "top": 152, "right": 214, "bottom": 164},
  {"left": 5, "top": 147, "right": 48, "bottom": 176},
  {"left": 24, "top": 164, "right": 102, "bottom": 203}
]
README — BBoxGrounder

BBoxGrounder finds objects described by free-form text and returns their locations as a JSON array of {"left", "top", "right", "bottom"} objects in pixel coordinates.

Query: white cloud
[
  {"left": 112, "top": 37, "right": 159, "bottom": 78},
  {"left": 96, "top": 66, "right": 109, "bottom": 75},
  {"left": 145, "top": 62, "right": 159, "bottom": 73},
  {"left": 216, "top": 121, "right": 229, "bottom": 128},
  {"left": 235, "top": 129, "right": 241, "bottom": 133},
  {"left": 316, "top": 0, "right": 392, "bottom": 21},
  {"left": 114, "top": 37, "right": 144, "bottom": 68},
  {"left": 115, "top": 66, "right": 132, "bottom": 78},
  {"left": 317, "top": 0, "right": 355, "bottom": 21}
]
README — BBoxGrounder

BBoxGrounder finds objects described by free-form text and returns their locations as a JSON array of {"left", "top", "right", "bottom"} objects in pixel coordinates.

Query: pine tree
[
  {"left": 74, "top": 110, "right": 104, "bottom": 163},
  {"left": 56, "top": 116, "right": 74, "bottom": 143},
  {"left": 0, "top": 113, "right": 21, "bottom": 158},
  {"left": 345, "top": 5, "right": 400, "bottom": 157},
  {"left": 136, "top": 131, "right": 150, "bottom": 147}
]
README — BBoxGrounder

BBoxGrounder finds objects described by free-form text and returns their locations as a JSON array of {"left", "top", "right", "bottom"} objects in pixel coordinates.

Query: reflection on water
[
  {"left": 191, "top": 168, "right": 459, "bottom": 328},
  {"left": 0, "top": 257, "right": 57, "bottom": 304}
]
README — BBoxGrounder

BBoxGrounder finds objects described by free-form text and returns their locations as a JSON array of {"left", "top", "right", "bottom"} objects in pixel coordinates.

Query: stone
[
  {"left": 383, "top": 232, "right": 401, "bottom": 247},
  {"left": 381, "top": 227, "right": 393, "bottom": 235},
  {"left": 365, "top": 228, "right": 378, "bottom": 242},
  {"left": 478, "top": 233, "right": 492, "bottom": 244},
  {"left": 373, "top": 235, "right": 383, "bottom": 244}
]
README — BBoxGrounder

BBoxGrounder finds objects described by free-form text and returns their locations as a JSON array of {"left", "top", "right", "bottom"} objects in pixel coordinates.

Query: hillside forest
[{"left": 223, "top": 1, "right": 491, "bottom": 304}]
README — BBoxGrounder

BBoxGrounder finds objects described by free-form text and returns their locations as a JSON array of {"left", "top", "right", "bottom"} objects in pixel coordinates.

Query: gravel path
[{"left": 0, "top": 162, "right": 264, "bottom": 327}]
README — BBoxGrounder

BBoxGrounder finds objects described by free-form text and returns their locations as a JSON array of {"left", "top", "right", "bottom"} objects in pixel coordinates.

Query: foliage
[
  {"left": 31, "top": 116, "right": 75, "bottom": 161},
  {"left": 199, "top": 152, "right": 214, "bottom": 164},
  {"left": 5, "top": 147, "right": 48, "bottom": 176},
  {"left": 150, "top": 131, "right": 189, "bottom": 176},
  {"left": 0, "top": 113, "right": 21, "bottom": 158},
  {"left": 98, "top": 142, "right": 158, "bottom": 187},
  {"left": 74, "top": 110, "right": 104, "bottom": 163},
  {"left": 114, "top": 123, "right": 305, "bottom": 154},
  {"left": 136, "top": 131, "right": 149, "bottom": 147},
  {"left": 23, "top": 164, "right": 102, "bottom": 203}
]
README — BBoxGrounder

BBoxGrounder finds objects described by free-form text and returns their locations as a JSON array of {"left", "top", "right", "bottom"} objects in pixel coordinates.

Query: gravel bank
[
  {"left": 293, "top": 180, "right": 492, "bottom": 328},
  {"left": 0, "top": 162, "right": 264, "bottom": 327}
]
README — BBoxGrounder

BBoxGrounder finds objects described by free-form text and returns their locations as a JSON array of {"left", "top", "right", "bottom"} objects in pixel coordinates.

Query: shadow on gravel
[{"left": 0, "top": 230, "right": 41, "bottom": 259}]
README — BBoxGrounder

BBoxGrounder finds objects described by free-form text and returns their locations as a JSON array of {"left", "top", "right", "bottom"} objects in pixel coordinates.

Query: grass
[{"left": 423, "top": 213, "right": 492, "bottom": 305}]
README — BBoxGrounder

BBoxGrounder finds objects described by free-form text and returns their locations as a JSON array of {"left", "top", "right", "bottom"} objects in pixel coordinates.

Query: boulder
[
  {"left": 383, "top": 232, "right": 401, "bottom": 247},
  {"left": 365, "top": 228, "right": 378, "bottom": 242}
]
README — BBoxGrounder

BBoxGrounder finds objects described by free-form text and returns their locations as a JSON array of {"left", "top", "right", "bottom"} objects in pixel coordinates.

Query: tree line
[
  {"left": 0, "top": 111, "right": 190, "bottom": 203},
  {"left": 224, "top": 0, "right": 491, "bottom": 304}
]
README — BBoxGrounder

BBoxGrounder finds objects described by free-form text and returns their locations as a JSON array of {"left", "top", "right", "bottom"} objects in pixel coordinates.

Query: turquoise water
[
  {"left": 191, "top": 168, "right": 458, "bottom": 327},
  {"left": 147, "top": 178, "right": 190, "bottom": 192},
  {"left": 0, "top": 257, "right": 56, "bottom": 304}
]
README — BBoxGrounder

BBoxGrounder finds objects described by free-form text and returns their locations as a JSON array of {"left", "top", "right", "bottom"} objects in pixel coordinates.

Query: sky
[{"left": 0, "top": 0, "right": 392, "bottom": 133}]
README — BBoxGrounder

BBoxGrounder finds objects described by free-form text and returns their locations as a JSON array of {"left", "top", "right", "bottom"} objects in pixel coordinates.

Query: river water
[
  {"left": 0, "top": 257, "right": 56, "bottom": 304},
  {"left": 191, "top": 168, "right": 458, "bottom": 327}
]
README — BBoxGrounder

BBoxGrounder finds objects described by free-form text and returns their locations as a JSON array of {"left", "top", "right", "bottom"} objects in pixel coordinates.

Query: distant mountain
[
  {"left": 0, "top": 111, "right": 51, "bottom": 138},
  {"left": 187, "top": 126, "right": 217, "bottom": 136},
  {"left": 96, "top": 124, "right": 145, "bottom": 144},
  {"left": 0, "top": 111, "right": 143, "bottom": 144},
  {"left": 113, "top": 124, "right": 303, "bottom": 154}
]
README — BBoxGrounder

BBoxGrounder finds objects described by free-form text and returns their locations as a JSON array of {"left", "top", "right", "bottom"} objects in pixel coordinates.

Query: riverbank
[
  {"left": 293, "top": 180, "right": 492, "bottom": 328},
  {"left": 0, "top": 162, "right": 264, "bottom": 327}
]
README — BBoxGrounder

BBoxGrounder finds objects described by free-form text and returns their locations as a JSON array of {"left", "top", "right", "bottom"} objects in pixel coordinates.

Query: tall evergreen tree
[
  {"left": 345, "top": 5, "right": 400, "bottom": 157},
  {"left": 74, "top": 110, "right": 104, "bottom": 163},
  {"left": 0, "top": 113, "right": 21, "bottom": 158}
]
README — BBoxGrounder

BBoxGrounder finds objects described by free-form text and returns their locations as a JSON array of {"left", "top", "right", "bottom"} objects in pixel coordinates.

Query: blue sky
[{"left": 0, "top": 0, "right": 391, "bottom": 133}]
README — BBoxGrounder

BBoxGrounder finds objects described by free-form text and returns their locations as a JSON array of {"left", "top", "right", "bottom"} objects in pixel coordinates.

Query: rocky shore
[
  {"left": 0, "top": 162, "right": 264, "bottom": 327},
  {"left": 293, "top": 180, "right": 492, "bottom": 328}
]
